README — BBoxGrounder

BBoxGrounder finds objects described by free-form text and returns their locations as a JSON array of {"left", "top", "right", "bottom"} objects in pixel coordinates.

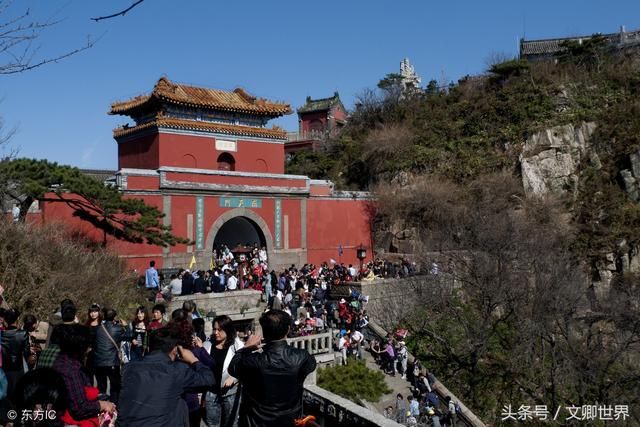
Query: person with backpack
[
  {"left": 444, "top": 396, "right": 459, "bottom": 427},
  {"left": 94, "top": 308, "right": 131, "bottom": 404}
]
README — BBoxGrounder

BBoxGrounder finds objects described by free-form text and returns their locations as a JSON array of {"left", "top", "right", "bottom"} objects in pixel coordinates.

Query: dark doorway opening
[
  {"left": 213, "top": 216, "right": 266, "bottom": 253},
  {"left": 217, "top": 152, "right": 236, "bottom": 171}
]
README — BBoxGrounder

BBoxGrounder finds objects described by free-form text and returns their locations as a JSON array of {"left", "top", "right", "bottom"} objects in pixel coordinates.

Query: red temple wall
[
  {"left": 332, "top": 106, "right": 347, "bottom": 122},
  {"left": 117, "top": 134, "right": 159, "bottom": 169},
  {"left": 299, "top": 111, "right": 328, "bottom": 133},
  {"left": 117, "top": 132, "right": 285, "bottom": 174},
  {"left": 32, "top": 191, "right": 372, "bottom": 273},
  {"left": 126, "top": 175, "right": 160, "bottom": 190},
  {"left": 38, "top": 193, "right": 165, "bottom": 272},
  {"left": 306, "top": 198, "right": 373, "bottom": 266},
  {"left": 156, "top": 133, "right": 284, "bottom": 174},
  {"left": 309, "top": 183, "right": 332, "bottom": 196}
]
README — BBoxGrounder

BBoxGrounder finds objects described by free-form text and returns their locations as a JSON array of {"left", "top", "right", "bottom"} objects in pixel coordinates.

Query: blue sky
[{"left": 1, "top": 0, "right": 639, "bottom": 170}]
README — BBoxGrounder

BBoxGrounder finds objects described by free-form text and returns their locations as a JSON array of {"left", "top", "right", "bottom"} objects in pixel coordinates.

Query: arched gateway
[
  {"left": 37, "top": 77, "right": 374, "bottom": 274},
  {"left": 205, "top": 208, "right": 274, "bottom": 263}
]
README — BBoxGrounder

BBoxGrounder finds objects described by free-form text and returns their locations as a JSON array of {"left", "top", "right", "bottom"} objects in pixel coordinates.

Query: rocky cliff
[{"left": 520, "top": 122, "right": 599, "bottom": 198}]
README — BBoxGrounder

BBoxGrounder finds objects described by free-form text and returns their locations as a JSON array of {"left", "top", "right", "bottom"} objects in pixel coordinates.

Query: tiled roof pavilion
[
  {"left": 110, "top": 77, "right": 291, "bottom": 140},
  {"left": 297, "top": 92, "right": 344, "bottom": 114},
  {"left": 110, "top": 76, "right": 292, "bottom": 117}
]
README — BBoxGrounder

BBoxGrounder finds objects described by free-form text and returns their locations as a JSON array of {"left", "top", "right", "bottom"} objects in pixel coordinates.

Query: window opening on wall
[{"left": 217, "top": 152, "right": 236, "bottom": 171}]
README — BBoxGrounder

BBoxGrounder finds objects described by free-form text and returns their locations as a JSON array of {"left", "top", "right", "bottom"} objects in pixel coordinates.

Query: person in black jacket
[
  {"left": 228, "top": 310, "right": 316, "bottom": 427},
  {"left": 117, "top": 323, "right": 214, "bottom": 427},
  {"left": 93, "top": 308, "right": 131, "bottom": 405},
  {"left": 181, "top": 271, "right": 195, "bottom": 296},
  {"left": 1, "top": 308, "right": 30, "bottom": 396},
  {"left": 194, "top": 271, "right": 209, "bottom": 294}
]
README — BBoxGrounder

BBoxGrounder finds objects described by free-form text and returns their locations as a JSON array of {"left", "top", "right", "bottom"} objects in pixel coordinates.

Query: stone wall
[
  {"left": 330, "top": 275, "right": 453, "bottom": 330},
  {"left": 169, "top": 291, "right": 265, "bottom": 335}
]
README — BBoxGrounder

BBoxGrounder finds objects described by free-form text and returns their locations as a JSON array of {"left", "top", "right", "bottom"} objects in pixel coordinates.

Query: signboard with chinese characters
[
  {"left": 196, "top": 196, "right": 204, "bottom": 250},
  {"left": 215, "top": 139, "right": 237, "bottom": 152},
  {"left": 274, "top": 199, "right": 282, "bottom": 249},
  {"left": 219, "top": 198, "right": 262, "bottom": 208}
]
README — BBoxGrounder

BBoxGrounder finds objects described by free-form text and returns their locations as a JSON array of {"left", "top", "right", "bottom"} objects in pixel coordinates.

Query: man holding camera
[
  {"left": 229, "top": 310, "right": 317, "bottom": 427},
  {"left": 117, "top": 324, "right": 214, "bottom": 426}
]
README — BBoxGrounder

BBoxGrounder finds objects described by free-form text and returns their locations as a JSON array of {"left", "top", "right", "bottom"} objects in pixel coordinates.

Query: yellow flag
[
  {"left": 189, "top": 255, "right": 197, "bottom": 270},
  {"left": 209, "top": 257, "right": 215, "bottom": 270}
]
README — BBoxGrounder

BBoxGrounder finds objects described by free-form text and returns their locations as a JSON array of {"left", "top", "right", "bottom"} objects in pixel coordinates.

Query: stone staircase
[
  {"left": 360, "top": 349, "right": 415, "bottom": 415},
  {"left": 364, "top": 320, "right": 487, "bottom": 427}
]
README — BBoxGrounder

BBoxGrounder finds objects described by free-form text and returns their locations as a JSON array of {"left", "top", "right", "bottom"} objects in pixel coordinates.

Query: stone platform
[{"left": 169, "top": 290, "right": 265, "bottom": 334}]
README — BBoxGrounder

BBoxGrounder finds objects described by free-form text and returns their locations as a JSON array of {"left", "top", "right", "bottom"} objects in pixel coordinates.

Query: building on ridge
[
  {"left": 285, "top": 92, "right": 347, "bottom": 157},
  {"left": 520, "top": 25, "right": 640, "bottom": 62}
]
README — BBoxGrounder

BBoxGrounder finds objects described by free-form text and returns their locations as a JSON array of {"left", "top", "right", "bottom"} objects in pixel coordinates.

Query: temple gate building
[{"left": 40, "top": 77, "right": 372, "bottom": 272}]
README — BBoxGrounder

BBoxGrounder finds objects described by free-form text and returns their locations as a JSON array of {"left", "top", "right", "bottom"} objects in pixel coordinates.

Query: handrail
[{"left": 286, "top": 331, "right": 333, "bottom": 355}]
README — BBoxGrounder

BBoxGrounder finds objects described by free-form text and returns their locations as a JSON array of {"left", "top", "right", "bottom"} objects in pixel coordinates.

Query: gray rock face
[
  {"left": 621, "top": 150, "right": 640, "bottom": 202},
  {"left": 621, "top": 169, "right": 639, "bottom": 202},
  {"left": 520, "top": 122, "right": 597, "bottom": 197}
]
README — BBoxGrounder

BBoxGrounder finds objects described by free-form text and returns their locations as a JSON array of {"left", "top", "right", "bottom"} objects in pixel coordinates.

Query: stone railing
[
  {"left": 303, "top": 384, "right": 403, "bottom": 427},
  {"left": 287, "top": 331, "right": 333, "bottom": 356},
  {"left": 286, "top": 130, "right": 329, "bottom": 142}
]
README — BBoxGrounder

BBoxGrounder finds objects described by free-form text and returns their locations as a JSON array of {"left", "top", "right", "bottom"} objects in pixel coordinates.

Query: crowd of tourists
[
  {"left": 0, "top": 242, "right": 440, "bottom": 427},
  {"left": 375, "top": 342, "right": 460, "bottom": 426},
  {"left": 0, "top": 294, "right": 316, "bottom": 427},
  {"left": 143, "top": 244, "right": 418, "bottom": 302}
]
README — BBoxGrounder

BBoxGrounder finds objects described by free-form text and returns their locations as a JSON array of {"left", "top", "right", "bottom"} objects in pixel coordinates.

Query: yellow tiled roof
[
  {"left": 113, "top": 117, "right": 287, "bottom": 140},
  {"left": 110, "top": 77, "right": 291, "bottom": 117}
]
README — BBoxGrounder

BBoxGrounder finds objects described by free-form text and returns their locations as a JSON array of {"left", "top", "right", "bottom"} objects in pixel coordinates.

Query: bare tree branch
[
  {"left": 0, "top": 37, "right": 95, "bottom": 74},
  {"left": 0, "top": 0, "right": 97, "bottom": 74},
  {"left": 91, "top": 0, "right": 145, "bottom": 22}
]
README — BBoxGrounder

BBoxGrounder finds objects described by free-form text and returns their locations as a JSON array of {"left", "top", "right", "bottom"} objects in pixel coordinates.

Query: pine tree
[{"left": 0, "top": 158, "right": 189, "bottom": 247}]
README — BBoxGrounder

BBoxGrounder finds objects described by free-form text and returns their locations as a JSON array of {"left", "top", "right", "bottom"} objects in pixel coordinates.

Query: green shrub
[{"left": 317, "top": 360, "right": 391, "bottom": 403}]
